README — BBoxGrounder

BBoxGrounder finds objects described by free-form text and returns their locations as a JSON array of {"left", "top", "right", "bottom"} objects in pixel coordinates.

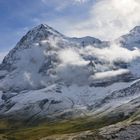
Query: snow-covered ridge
[
  {"left": 117, "top": 26, "right": 140, "bottom": 50},
  {"left": 0, "top": 24, "right": 111, "bottom": 92},
  {"left": 0, "top": 24, "right": 140, "bottom": 120}
]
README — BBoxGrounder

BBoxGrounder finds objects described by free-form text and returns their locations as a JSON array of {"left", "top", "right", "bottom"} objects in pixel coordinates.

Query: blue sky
[
  {"left": 0, "top": 0, "right": 95, "bottom": 52},
  {"left": 1, "top": 0, "right": 140, "bottom": 62}
]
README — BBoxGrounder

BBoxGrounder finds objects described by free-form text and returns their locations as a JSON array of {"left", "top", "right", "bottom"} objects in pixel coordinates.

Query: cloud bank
[
  {"left": 68, "top": 0, "right": 140, "bottom": 40},
  {"left": 58, "top": 48, "right": 87, "bottom": 65},
  {"left": 81, "top": 43, "right": 140, "bottom": 63},
  {"left": 56, "top": 43, "right": 140, "bottom": 84},
  {"left": 93, "top": 69, "right": 129, "bottom": 80}
]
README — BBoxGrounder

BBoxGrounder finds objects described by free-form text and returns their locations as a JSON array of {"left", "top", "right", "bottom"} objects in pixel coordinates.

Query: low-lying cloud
[
  {"left": 56, "top": 43, "right": 140, "bottom": 84},
  {"left": 58, "top": 48, "right": 87, "bottom": 65},
  {"left": 81, "top": 43, "right": 140, "bottom": 63},
  {"left": 93, "top": 69, "right": 129, "bottom": 80},
  {"left": 57, "top": 48, "right": 89, "bottom": 85}
]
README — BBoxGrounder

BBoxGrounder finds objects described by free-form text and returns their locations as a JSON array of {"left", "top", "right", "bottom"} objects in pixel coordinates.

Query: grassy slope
[{"left": 0, "top": 113, "right": 131, "bottom": 140}]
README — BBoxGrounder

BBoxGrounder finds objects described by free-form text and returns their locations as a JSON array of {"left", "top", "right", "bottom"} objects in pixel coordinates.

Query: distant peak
[
  {"left": 36, "top": 24, "right": 52, "bottom": 29},
  {"left": 40, "top": 23, "right": 47, "bottom": 27},
  {"left": 130, "top": 26, "right": 140, "bottom": 34},
  {"left": 31, "top": 23, "right": 64, "bottom": 37},
  {"left": 13, "top": 23, "right": 64, "bottom": 49}
]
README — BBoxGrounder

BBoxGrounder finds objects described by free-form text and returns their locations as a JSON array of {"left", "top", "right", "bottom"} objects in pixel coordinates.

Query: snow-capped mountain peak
[
  {"left": 31, "top": 23, "right": 64, "bottom": 38},
  {"left": 17, "top": 24, "right": 64, "bottom": 47},
  {"left": 118, "top": 26, "right": 140, "bottom": 50},
  {"left": 0, "top": 24, "right": 140, "bottom": 124}
]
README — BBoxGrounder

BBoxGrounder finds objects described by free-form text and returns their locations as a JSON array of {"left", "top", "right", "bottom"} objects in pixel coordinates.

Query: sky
[{"left": 1, "top": 0, "right": 140, "bottom": 62}]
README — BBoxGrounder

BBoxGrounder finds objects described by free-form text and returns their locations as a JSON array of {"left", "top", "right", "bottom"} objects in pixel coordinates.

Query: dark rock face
[
  {"left": 90, "top": 72, "right": 134, "bottom": 87},
  {"left": 113, "top": 61, "right": 128, "bottom": 69},
  {"left": 1, "top": 93, "right": 17, "bottom": 101},
  {"left": 39, "top": 99, "right": 49, "bottom": 110},
  {"left": 0, "top": 101, "right": 16, "bottom": 112}
]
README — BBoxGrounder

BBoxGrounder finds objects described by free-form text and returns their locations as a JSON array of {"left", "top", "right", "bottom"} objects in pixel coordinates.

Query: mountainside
[
  {"left": 1, "top": 24, "right": 140, "bottom": 139},
  {"left": 118, "top": 26, "right": 140, "bottom": 50}
]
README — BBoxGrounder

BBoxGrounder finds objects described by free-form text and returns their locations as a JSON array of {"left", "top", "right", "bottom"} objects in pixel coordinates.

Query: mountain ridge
[{"left": 0, "top": 24, "right": 140, "bottom": 139}]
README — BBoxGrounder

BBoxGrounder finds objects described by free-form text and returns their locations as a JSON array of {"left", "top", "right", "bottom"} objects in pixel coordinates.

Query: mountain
[
  {"left": 1, "top": 24, "right": 140, "bottom": 139},
  {"left": 117, "top": 26, "right": 140, "bottom": 50}
]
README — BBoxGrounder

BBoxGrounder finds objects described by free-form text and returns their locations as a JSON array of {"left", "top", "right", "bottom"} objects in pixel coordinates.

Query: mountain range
[{"left": 1, "top": 24, "right": 140, "bottom": 140}]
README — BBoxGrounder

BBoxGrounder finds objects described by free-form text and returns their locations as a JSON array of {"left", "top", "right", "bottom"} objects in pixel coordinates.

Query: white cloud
[
  {"left": 68, "top": 0, "right": 140, "bottom": 40},
  {"left": 41, "top": 0, "right": 88, "bottom": 3},
  {"left": 74, "top": 0, "right": 89, "bottom": 3},
  {"left": 58, "top": 48, "right": 87, "bottom": 65},
  {"left": 56, "top": 43, "right": 140, "bottom": 84},
  {"left": 57, "top": 48, "right": 89, "bottom": 85},
  {"left": 92, "top": 69, "right": 129, "bottom": 80},
  {"left": 81, "top": 43, "right": 140, "bottom": 63},
  {"left": 41, "top": 0, "right": 89, "bottom": 11}
]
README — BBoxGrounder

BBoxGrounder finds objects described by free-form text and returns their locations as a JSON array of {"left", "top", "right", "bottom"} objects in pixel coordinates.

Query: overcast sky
[{"left": 1, "top": 0, "right": 140, "bottom": 62}]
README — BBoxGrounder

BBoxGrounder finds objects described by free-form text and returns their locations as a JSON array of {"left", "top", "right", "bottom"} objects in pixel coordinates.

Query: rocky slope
[{"left": 41, "top": 121, "right": 140, "bottom": 140}]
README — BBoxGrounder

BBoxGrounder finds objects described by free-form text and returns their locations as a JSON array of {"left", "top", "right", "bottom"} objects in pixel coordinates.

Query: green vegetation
[{"left": 0, "top": 113, "right": 130, "bottom": 140}]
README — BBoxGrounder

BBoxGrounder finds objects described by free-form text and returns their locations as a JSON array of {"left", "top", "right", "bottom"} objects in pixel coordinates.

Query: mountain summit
[
  {"left": 20, "top": 24, "right": 64, "bottom": 43},
  {"left": 118, "top": 26, "right": 140, "bottom": 50}
]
